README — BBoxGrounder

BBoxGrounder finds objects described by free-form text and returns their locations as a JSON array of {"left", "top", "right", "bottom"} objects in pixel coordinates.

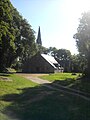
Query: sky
[{"left": 10, "top": 0, "right": 90, "bottom": 54}]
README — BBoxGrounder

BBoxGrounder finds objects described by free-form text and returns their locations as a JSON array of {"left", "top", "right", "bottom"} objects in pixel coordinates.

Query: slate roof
[{"left": 41, "top": 54, "right": 59, "bottom": 69}]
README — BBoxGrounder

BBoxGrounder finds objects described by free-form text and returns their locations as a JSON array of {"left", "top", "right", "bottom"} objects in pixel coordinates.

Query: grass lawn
[
  {"left": 0, "top": 73, "right": 90, "bottom": 120},
  {"left": 40, "top": 73, "right": 90, "bottom": 93},
  {"left": 40, "top": 73, "right": 80, "bottom": 81},
  {"left": 0, "top": 73, "right": 38, "bottom": 120}
]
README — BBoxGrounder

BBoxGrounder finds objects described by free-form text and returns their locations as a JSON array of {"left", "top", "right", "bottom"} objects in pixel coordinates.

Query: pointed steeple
[{"left": 36, "top": 26, "right": 42, "bottom": 45}]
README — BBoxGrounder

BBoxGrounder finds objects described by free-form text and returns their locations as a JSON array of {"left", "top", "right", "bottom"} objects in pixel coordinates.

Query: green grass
[
  {"left": 0, "top": 73, "right": 90, "bottom": 120},
  {"left": 40, "top": 73, "right": 80, "bottom": 81},
  {"left": 40, "top": 73, "right": 90, "bottom": 93},
  {"left": 9, "top": 88, "right": 90, "bottom": 120},
  {"left": 0, "top": 73, "right": 38, "bottom": 120}
]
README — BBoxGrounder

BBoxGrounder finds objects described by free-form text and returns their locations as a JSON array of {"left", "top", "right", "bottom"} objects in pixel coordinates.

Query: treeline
[
  {"left": 0, "top": 0, "right": 90, "bottom": 77},
  {"left": 41, "top": 47, "right": 86, "bottom": 73},
  {"left": 37, "top": 11, "right": 90, "bottom": 77}
]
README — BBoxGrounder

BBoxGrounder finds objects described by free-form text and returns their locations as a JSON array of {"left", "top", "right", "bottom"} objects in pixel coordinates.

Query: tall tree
[
  {"left": 55, "top": 49, "right": 72, "bottom": 72},
  {"left": 11, "top": 11, "right": 37, "bottom": 70},
  {"left": 0, "top": 0, "right": 37, "bottom": 71},
  {"left": 0, "top": 0, "right": 17, "bottom": 71},
  {"left": 73, "top": 11, "right": 90, "bottom": 76}
]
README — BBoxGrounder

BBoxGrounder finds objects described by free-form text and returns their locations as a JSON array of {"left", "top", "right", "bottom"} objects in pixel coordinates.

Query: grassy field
[
  {"left": 40, "top": 73, "right": 90, "bottom": 93},
  {"left": 0, "top": 73, "right": 38, "bottom": 120},
  {"left": 0, "top": 73, "right": 90, "bottom": 120},
  {"left": 40, "top": 73, "right": 80, "bottom": 81}
]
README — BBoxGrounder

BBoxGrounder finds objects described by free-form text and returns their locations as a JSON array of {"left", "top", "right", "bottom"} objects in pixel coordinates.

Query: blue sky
[{"left": 10, "top": 0, "right": 90, "bottom": 54}]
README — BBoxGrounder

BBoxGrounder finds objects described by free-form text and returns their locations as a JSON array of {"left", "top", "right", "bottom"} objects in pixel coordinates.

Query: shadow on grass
[
  {"left": 53, "top": 78, "right": 76, "bottom": 86},
  {"left": 0, "top": 73, "right": 11, "bottom": 77},
  {"left": 68, "top": 77, "right": 90, "bottom": 93},
  {"left": 1, "top": 80, "right": 90, "bottom": 120},
  {"left": 52, "top": 77, "right": 90, "bottom": 93}
]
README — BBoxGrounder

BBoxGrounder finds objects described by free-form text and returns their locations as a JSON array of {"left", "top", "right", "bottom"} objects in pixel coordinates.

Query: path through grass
[
  {"left": 0, "top": 73, "right": 90, "bottom": 120},
  {"left": 40, "top": 73, "right": 90, "bottom": 93}
]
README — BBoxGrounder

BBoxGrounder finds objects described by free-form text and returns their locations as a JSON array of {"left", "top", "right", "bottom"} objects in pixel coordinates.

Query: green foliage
[
  {"left": 71, "top": 54, "right": 87, "bottom": 73},
  {"left": 55, "top": 49, "right": 72, "bottom": 72},
  {"left": 36, "top": 44, "right": 47, "bottom": 54},
  {"left": 74, "top": 11, "right": 90, "bottom": 76},
  {"left": 0, "top": 0, "right": 37, "bottom": 71},
  {"left": 45, "top": 48, "right": 72, "bottom": 72},
  {"left": 11, "top": 10, "right": 37, "bottom": 70},
  {"left": 0, "top": 0, "right": 16, "bottom": 71},
  {"left": 0, "top": 112, "right": 12, "bottom": 120},
  {"left": 45, "top": 47, "right": 58, "bottom": 56}
]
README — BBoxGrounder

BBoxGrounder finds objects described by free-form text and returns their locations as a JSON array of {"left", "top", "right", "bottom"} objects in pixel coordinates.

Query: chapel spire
[{"left": 36, "top": 26, "right": 42, "bottom": 45}]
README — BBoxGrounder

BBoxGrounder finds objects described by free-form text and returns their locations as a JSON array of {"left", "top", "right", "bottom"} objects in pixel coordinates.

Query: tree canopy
[
  {"left": 0, "top": 0, "right": 36, "bottom": 71},
  {"left": 0, "top": 0, "right": 16, "bottom": 70},
  {"left": 73, "top": 11, "right": 90, "bottom": 76},
  {"left": 45, "top": 47, "right": 72, "bottom": 72}
]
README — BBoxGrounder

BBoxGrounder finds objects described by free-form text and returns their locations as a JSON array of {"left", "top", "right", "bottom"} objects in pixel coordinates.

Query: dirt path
[
  {"left": 17, "top": 73, "right": 50, "bottom": 84},
  {"left": 17, "top": 73, "right": 90, "bottom": 101},
  {"left": 25, "top": 76, "right": 51, "bottom": 84}
]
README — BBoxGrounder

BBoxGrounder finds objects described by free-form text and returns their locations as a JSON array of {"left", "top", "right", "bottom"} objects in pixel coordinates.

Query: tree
[
  {"left": 55, "top": 49, "right": 72, "bottom": 72},
  {"left": 0, "top": 0, "right": 37, "bottom": 71},
  {"left": 0, "top": 0, "right": 17, "bottom": 71},
  {"left": 45, "top": 48, "right": 72, "bottom": 72},
  {"left": 73, "top": 11, "right": 90, "bottom": 76},
  {"left": 12, "top": 12, "right": 37, "bottom": 70},
  {"left": 71, "top": 54, "right": 85, "bottom": 73},
  {"left": 44, "top": 47, "right": 58, "bottom": 56}
]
